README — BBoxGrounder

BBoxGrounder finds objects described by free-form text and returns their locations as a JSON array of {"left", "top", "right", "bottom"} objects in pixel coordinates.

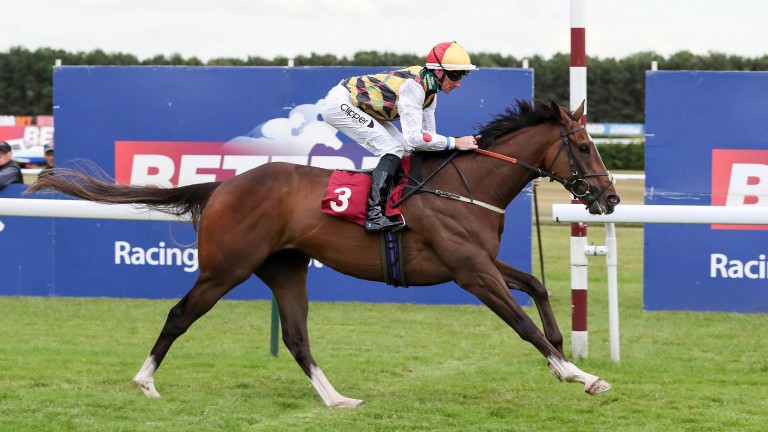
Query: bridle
[
  {"left": 474, "top": 123, "right": 615, "bottom": 207},
  {"left": 392, "top": 122, "right": 615, "bottom": 213}
]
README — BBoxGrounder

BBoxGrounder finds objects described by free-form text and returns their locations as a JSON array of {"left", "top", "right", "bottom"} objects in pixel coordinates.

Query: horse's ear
[
  {"left": 550, "top": 100, "right": 563, "bottom": 121},
  {"left": 573, "top": 100, "right": 586, "bottom": 121}
]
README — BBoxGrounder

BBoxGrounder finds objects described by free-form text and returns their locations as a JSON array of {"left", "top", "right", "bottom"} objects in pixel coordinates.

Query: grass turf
[{"left": 2, "top": 224, "right": 767, "bottom": 431}]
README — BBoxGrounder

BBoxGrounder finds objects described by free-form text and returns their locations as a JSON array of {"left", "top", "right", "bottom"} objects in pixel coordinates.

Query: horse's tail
[{"left": 25, "top": 165, "right": 221, "bottom": 229}]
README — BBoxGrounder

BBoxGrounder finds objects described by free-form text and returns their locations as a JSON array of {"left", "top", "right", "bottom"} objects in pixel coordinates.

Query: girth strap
[{"left": 380, "top": 231, "right": 407, "bottom": 287}]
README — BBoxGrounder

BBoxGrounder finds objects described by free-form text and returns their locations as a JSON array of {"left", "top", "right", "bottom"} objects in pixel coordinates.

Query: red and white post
[
  {"left": 570, "top": 0, "right": 587, "bottom": 126},
  {"left": 570, "top": 0, "right": 589, "bottom": 360},
  {"left": 570, "top": 214, "right": 589, "bottom": 359},
  {"left": 569, "top": 0, "right": 621, "bottom": 363}
]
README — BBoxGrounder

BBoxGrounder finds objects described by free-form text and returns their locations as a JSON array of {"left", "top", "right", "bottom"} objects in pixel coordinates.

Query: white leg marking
[
  {"left": 308, "top": 365, "right": 364, "bottom": 408},
  {"left": 133, "top": 355, "right": 161, "bottom": 398},
  {"left": 547, "top": 356, "right": 611, "bottom": 395}
]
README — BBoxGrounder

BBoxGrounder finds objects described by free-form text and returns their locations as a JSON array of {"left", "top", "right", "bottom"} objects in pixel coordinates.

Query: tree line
[{"left": 2, "top": 46, "right": 767, "bottom": 122}]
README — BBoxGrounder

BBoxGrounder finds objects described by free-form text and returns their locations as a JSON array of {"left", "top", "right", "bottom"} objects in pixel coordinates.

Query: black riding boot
[{"left": 365, "top": 155, "right": 406, "bottom": 233}]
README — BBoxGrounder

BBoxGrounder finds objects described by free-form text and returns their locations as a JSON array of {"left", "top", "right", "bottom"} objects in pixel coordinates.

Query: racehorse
[{"left": 27, "top": 98, "right": 620, "bottom": 408}]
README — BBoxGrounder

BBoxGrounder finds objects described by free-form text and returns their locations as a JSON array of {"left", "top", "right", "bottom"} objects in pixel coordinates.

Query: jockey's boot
[{"left": 365, "top": 154, "right": 406, "bottom": 233}]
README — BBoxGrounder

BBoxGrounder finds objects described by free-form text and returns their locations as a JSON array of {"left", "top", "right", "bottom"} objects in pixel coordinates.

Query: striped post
[
  {"left": 570, "top": 0, "right": 587, "bottom": 124},
  {"left": 570, "top": 0, "right": 588, "bottom": 359},
  {"left": 570, "top": 200, "right": 589, "bottom": 359}
]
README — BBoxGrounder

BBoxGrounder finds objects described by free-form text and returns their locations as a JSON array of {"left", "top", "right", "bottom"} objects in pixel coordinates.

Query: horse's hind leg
[
  {"left": 494, "top": 259, "right": 564, "bottom": 355},
  {"left": 256, "top": 250, "right": 364, "bottom": 408},
  {"left": 133, "top": 271, "right": 251, "bottom": 397}
]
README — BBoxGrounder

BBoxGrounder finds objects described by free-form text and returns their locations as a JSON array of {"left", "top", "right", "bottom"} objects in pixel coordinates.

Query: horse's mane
[{"left": 476, "top": 98, "right": 561, "bottom": 150}]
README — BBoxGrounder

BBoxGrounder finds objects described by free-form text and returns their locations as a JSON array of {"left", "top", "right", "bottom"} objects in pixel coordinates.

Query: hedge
[{"left": 596, "top": 143, "right": 644, "bottom": 171}]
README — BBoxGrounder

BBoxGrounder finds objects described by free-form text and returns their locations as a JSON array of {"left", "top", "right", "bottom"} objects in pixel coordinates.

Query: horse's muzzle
[
  {"left": 586, "top": 193, "right": 620, "bottom": 215},
  {"left": 605, "top": 194, "right": 621, "bottom": 214}
]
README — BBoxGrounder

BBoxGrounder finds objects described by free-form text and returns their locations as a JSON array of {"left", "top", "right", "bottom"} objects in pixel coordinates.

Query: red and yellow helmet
[{"left": 426, "top": 41, "right": 476, "bottom": 71}]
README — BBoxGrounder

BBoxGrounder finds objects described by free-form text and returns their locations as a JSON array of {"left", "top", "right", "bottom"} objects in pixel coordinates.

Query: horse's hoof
[
  {"left": 330, "top": 398, "right": 365, "bottom": 408},
  {"left": 133, "top": 378, "right": 161, "bottom": 398},
  {"left": 586, "top": 379, "right": 612, "bottom": 395},
  {"left": 547, "top": 363, "right": 563, "bottom": 382}
]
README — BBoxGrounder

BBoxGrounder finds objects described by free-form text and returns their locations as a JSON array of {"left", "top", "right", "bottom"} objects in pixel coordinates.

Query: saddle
[
  {"left": 320, "top": 156, "right": 415, "bottom": 287},
  {"left": 321, "top": 156, "right": 412, "bottom": 227}
]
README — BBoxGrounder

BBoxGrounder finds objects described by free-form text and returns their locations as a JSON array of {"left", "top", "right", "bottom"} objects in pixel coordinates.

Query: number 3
[{"left": 330, "top": 187, "right": 352, "bottom": 212}]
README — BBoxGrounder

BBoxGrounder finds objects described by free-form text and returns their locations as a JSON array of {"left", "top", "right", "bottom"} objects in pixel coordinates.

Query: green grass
[{"left": 2, "top": 225, "right": 767, "bottom": 431}]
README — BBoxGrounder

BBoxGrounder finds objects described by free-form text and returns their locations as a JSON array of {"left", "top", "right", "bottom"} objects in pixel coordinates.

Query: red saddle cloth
[{"left": 321, "top": 156, "right": 411, "bottom": 226}]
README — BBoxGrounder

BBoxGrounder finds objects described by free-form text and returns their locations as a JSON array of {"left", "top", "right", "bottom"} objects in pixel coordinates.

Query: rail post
[
  {"left": 605, "top": 222, "right": 620, "bottom": 363},
  {"left": 570, "top": 200, "right": 589, "bottom": 360}
]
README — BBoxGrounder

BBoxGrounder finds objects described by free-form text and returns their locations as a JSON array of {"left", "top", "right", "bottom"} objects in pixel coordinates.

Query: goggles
[{"left": 443, "top": 69, "right": 470, "bottom": 81}]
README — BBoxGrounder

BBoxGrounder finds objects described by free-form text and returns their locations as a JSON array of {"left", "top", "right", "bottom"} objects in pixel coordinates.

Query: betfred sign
[
  {"left": 0, "top": 125, "right": 53, "bottom": 163},
  {"left": 0, "top": 66, "right": 534, "bottom": 304},
  {"left": 708, "top": 150, "right": 768, "bottom": 282},
  {"left": 711, "top": 149, "right": 768, "bottom": 230},
  {"left": 115, "top": 141, "right": 380, "bottom": 186},
  {"left": 645, "top": 71, "right": 768, "bottom": 312},
  {"left": 114, "top": 103, "right": 378, "bottom": 186}
]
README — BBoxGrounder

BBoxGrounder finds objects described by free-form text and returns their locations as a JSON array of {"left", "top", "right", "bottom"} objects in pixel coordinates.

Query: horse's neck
[{"left": 471, "top": 126, "right": 553, "bottom": 206}]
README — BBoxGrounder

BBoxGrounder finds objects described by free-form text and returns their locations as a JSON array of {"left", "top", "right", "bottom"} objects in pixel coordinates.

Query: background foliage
[
  {"left": 3, "top": 46, "right": 768, "bottom": 121},
  {"left": 597, "top": 143, "right": 644, "bottom": 170}
]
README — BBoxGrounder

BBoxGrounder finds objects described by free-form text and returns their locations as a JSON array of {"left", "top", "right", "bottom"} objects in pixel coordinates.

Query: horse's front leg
[
  {"left": 455, "top": 259, "right": 611, "bottom": 395},
  {"left": 494, "top": 258, "right": 564, "bottom": 356}
]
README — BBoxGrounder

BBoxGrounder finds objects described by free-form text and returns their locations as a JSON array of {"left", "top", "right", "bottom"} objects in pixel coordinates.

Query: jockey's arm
[{"left": 398, "top": 80, "right": 477, "bottom": 152}]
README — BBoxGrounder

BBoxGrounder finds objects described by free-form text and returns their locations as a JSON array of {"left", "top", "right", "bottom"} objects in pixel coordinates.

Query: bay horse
[{"left": 27, "top": 99, "right": 620, "bottom": 408}]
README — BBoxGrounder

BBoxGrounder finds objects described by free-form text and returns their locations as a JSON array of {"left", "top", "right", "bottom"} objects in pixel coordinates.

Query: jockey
[{"left": 320, "top": 41, "right": 479, "bottom": 233}]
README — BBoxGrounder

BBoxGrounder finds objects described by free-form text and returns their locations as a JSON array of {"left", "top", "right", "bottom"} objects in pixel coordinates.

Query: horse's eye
[{"left": 578, "top": 144, "right": 590, "bottom": 154}]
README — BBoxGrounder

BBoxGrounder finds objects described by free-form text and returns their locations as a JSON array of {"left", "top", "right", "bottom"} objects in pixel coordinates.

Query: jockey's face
[{"left": 436, "top": 70, "right": 465, "bottom": 94}]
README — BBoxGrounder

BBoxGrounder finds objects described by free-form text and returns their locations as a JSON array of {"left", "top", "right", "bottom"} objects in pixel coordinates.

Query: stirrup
[
  {"left": 365, "top": 214, "right": 406, "bottom": 233},
  {"left": 391, "top": 214, "right": 407, "bottom": 232}
]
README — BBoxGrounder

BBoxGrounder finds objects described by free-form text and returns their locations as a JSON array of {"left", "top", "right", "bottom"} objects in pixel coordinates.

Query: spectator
[
  {"left": 0, "top": 141, "right": 23, "bottom": 189},
  {"left": 39, "top": 143, "right": 54, "bottom": 178}
]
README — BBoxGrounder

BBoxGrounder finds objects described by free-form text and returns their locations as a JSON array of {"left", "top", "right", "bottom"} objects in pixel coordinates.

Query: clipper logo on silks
[
  {"left": 340, "top": 103, "right": 374, "bottom": 128},
  {"left": 115, "top": 103, "right": 379, "bottom": 187},
  {"left": 711, "top": 149, "right": 768, "bottom": 231}
]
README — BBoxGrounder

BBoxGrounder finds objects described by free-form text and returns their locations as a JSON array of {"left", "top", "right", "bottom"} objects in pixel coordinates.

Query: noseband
[{"left": 474, "top": 124, "right": 614, "bottom": 207}]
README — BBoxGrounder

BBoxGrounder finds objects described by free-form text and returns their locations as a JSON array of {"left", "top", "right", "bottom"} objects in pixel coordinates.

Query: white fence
[
  {"left": 553, "top": 204, "right": 768, "bottom": 225},
  {"left": 555, "top": 203, "right": 768, "bottom": 363},
  {"left": 0, "top": 198, "right": 187, "bottom": 222}
]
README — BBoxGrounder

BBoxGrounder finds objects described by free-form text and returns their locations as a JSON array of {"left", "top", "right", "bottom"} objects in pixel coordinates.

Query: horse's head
[{"left": 543, "top": 100, "right": 620, "bottom": 215}]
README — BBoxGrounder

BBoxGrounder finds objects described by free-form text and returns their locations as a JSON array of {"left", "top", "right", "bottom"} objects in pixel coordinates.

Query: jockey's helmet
[{"left": 426, "top": 41, "right": 476, "bottom": 80}]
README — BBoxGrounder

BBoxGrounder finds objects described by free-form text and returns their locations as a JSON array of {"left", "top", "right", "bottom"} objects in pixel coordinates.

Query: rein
[
  {"left": 473, "top": 125, "right": 586, "bottom": 193},
  {"left": 392, "top": 123, "right": 613, "bottom": 213},
  {"left": 391, "top": 151, "right": 460, "bottom": 207},
  {"left": 473, "top": 124, "right": 614, "bottom": 208},
  {"left": 391, "top": 151, "right": 505, "bottom": 214}
]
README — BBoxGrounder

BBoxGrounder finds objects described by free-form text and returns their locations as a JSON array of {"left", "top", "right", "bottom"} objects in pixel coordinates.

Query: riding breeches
[{"left": 319, "top": 84, "right": 407, "bottom": 158}]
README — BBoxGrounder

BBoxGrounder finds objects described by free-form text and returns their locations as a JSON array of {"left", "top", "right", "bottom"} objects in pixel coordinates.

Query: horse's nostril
[{"left": 608, "top": 195, "right": 621, "bottom": 206}]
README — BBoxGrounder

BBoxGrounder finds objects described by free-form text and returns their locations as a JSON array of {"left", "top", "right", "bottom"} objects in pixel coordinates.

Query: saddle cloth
[{"left": 321, "top": 155, "right": 412, "bottom": 226}]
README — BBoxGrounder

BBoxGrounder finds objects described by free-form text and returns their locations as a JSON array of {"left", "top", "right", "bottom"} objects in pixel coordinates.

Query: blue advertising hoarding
[
  {"left": 645, "top": 71, "right": 768, "bottom": 312},
  {"left": 0, "top": 66, "right": 534, "bottom": 304}
]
